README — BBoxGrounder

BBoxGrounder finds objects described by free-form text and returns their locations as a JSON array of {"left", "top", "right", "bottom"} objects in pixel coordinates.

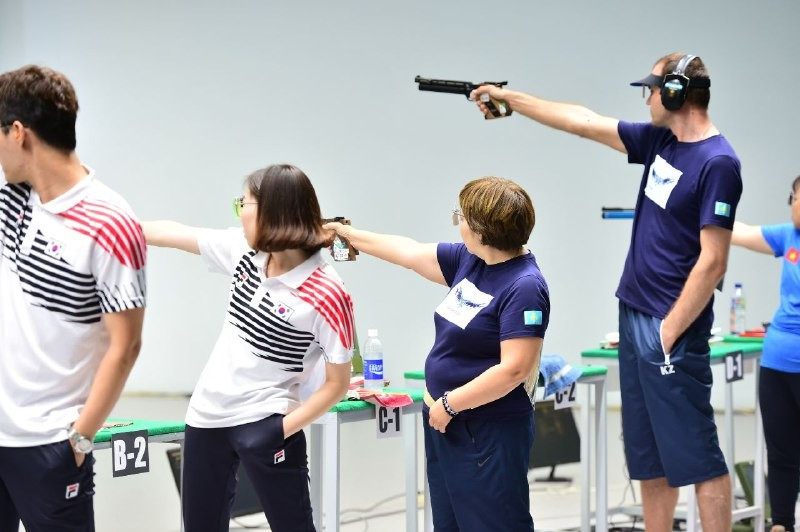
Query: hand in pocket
[{"left": 72, "top": 448, "right": 86, "bottom": 468}]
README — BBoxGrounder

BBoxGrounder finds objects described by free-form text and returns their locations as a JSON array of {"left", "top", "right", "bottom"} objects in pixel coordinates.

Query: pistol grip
[{"left": 479, "top": 93, "right": 512, "bottom": 119}]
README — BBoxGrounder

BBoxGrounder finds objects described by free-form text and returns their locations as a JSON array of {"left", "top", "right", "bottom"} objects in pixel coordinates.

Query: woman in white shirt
[{"left": 143, "top": 164, "right": 353, "bottom": 532}]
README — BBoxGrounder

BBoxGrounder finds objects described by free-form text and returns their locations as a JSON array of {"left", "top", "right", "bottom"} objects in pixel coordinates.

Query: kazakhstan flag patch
[
  {"left": 523, "top": 310, "right": 542, "bottom": 326},
  {"left": 714, "top": 201, "right": 731, "bottom": 217}
]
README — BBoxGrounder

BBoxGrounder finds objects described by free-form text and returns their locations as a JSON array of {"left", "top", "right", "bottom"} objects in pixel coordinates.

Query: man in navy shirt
[{"left": 474, "top": 53, "right": 742, "bottom": 532}]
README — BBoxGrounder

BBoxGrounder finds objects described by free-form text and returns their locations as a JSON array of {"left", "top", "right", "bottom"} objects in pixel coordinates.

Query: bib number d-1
[
  {"left": 724, "top": 350, "right": 744, "bottom": 383},
  {"left": 553, "top": 382, "right": 578, "bottom": 410},
  {"left": 376, "top": 406, "right": 402, "bottom": 439},
  {"left": 111, "top": 430, "right": 150, "bottom": 477}
]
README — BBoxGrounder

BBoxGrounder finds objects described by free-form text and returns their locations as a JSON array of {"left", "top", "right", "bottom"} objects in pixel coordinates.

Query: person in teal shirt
[{"left": 732, "top": 175, "right": 800, "bottom": 532}]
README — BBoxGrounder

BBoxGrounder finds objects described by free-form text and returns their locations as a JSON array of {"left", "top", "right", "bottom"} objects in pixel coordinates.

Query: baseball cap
[{"left": 629, "top": 73, "right": 664, "bottom": 87}]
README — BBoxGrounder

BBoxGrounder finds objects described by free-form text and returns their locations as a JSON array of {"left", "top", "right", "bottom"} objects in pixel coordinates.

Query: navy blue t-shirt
[
  {"left": 424, "top": 243, "right": 550, "bottom": 420},
  {"left": 616, "top": 121, "right": 742, "bottom": 326}
]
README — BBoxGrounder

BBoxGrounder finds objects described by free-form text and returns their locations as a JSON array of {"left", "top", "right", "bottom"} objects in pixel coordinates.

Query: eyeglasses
[
  {"left": 232, "top": 196, "right": 257, "bottom": 218},
  {"left": 790, "top": 191, "right": 797, "bottom": 206},
  {"left": 641, "top": 85, "right": 660, "bottom": 99},
  {"left": 451, "top": 209, "right": 465, "bottom": 226}
]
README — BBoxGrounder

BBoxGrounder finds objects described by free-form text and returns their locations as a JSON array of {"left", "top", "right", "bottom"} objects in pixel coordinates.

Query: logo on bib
[
  {"left": 435, "top": 278, "right": 493, "bottom": 330},
  {"left": 523, "top": 310, "right": 542, "bottom": 326},
  {"left": 644, "top": 155, "right": 683, "bottom": 209},
  {"left": 714, "top": 201, "right": 731, "bottom": 217}
]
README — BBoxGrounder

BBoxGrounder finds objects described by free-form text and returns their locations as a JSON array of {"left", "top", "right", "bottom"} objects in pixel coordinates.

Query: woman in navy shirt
[{"left": 326, "top": 176, "right": 549, "bottom": 531}]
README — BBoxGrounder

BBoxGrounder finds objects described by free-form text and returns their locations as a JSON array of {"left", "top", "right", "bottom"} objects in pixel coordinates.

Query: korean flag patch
[
  {"left": 44, "top": 240, "right": 63, "bottom": 260},
  {"left": 271, "top": 302, "right": 295, "bottom": 321},
  {"left": 523, "top": 310, "right": 542, "bottom": 326},
  {"left": 714, "top": 201, "right": 731, "bottom": 217}
]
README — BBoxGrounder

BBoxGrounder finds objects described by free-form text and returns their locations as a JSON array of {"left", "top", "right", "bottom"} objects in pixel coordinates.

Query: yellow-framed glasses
[{"left": 233, "top": 196, "right": 257, "bottom": 218}]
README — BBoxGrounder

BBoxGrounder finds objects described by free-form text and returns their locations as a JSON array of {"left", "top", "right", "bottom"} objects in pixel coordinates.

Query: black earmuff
[{"left": 660, "top": 54, "right": 710, "bottom": 111}]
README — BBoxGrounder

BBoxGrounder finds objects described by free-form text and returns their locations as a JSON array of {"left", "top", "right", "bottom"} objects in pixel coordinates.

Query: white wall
[{"left": 2, "top": 0, "right": 798, "bottom": 410}]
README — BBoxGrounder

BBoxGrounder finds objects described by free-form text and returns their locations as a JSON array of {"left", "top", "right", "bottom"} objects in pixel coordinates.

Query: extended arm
[
  {"left": 428, "top": 337, "right": 543, "bottom": 432},
  {"left": 471, "top": 85, "right": 626, "bottom": 153},
  {"left": 282, "top": 361, "right": 350, "bottom": 438},
  {"left": 325, "top": 222, "right": 445, "bottom": 285},
  {"left": 660, "top": 225, "right": 731, "bottom": 353},
  {"left": 141, "top": 220, "right": 201, "bottom": 254},
  {"left": 71, "top": 308, "right": 144, "bottom": 455},
  {"left": 731, "top": 221, "right": 773, "bottom": 254}
]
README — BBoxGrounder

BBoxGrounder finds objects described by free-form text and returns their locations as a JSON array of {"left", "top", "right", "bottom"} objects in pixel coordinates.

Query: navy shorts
[
  {"left": 618, "top": 301, "right": 727, "bottom": 487},
  {"left": 0, "top": 440, "right": 96, "bottom": 532}
]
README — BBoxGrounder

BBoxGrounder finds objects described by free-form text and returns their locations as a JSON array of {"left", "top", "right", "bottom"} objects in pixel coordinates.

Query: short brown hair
[
  {"left": 792, "top": 175, "right": 800, "bottom": 193},
  {"left": 657, "top": 52, "right": 710, "bottom": 110},
  {"left": 246, "top": 164, "right": 333, "bottom": 253},
  {"left": 459, "top": 177, "right": 535, "bottom": 252},
  {"left": 0, "top": 65, "right": 79, "bottom": 151}
]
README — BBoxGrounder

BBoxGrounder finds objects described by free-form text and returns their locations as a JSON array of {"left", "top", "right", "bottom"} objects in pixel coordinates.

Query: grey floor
[{"left": 28, "top": 395, "right": 797, "bottom": 531}]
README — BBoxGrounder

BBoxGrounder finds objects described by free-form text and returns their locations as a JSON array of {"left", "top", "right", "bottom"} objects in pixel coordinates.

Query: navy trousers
[
  {"left": 182, "top": 414, "right": 314, "bottom": 532},
  {"left": 424, "top": 410, "right": 535, "bottom": 531},
  {"left": 0, "top": 440, "right": 95, "bottom": 532}
]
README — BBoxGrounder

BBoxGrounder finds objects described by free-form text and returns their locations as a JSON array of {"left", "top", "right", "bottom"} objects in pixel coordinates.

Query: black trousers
[
  {"left": 182, "top": 414, "right": 314, "bottom": 532},
  {"left": 760, "top": 367, "right": 800, "bottom": 531},
  {"left": 0, "top": 440, "right": 95, "bottom": 532}
]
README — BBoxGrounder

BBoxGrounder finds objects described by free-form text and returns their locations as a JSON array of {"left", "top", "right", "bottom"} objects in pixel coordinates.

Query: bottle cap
[
  {"left": 734, "top": 282, "right": 742, "bottom": 288},
  {"left": 367, "top": 329, "right": 378, "bottom": 337}
]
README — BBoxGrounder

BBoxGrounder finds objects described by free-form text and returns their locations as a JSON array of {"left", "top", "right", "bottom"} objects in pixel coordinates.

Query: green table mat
[
  {"left": 722, "top": 334, "right": 765, "bottom": 344},
  {"left": 329, "top": 388, "right": 424, "bottom": 413},
  {"left": 94, "top": 418, "right": 185, "bottom": 443},
  {"left": 582, "top": 341, "right": 762, "bottom": 360},
  {"left": 97, "top": 389, "right": 427, "bottom": 440}
]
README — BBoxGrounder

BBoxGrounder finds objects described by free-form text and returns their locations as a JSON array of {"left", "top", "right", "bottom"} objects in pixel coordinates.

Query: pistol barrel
[{"left": 414, "top": 76, "right": 508, "bottom": 98}]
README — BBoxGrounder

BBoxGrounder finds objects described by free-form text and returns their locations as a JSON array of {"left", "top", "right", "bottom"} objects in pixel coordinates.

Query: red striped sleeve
[
  {"left": 59, "top": 199, "right": 146, "bottom": 270},
  {"left": 296, "top": 268, "right": 354, "bottom": 351}
]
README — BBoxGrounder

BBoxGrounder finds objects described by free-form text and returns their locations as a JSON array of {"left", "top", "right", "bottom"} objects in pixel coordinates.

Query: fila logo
[
  {"left": 660, "top": 364, "right": 676, "bottom": 376},
  {"left": 273, "top": 449, "right": 285, "bottom": 464},
  {"left": 65, "top": 483, "right": 80, "bottom": 499}
]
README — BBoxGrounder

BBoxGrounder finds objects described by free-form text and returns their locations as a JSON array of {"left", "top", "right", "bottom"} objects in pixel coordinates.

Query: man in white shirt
[{"left": 0, "top": 65, "right": 146, "bottom": 532}]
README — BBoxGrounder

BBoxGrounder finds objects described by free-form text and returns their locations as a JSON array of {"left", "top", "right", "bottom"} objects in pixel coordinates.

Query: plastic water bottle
[
  {"left": 730, "top": 283, "right": 747, "bottom": 334},
  {"left": 363, "top": 329, "right": 384, "bottom": 391}
]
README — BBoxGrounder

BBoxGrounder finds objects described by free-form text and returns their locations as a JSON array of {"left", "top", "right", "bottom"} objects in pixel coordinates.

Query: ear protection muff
[{"left": 660, "top": 54, "right": 711, "bottom": 111}]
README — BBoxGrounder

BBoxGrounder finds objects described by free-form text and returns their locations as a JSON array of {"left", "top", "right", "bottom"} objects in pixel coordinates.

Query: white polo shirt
[
  {"left": 0, "top": 169, "right": 147, "bottom": 446},
  {"left": 186, "top": 228, "right": 354, "bottom": 428}
]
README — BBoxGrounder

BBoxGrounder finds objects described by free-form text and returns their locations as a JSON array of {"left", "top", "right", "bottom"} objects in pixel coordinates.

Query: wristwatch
[{"left": 68, "top": 425, "right": 94, "bottom": 453}]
